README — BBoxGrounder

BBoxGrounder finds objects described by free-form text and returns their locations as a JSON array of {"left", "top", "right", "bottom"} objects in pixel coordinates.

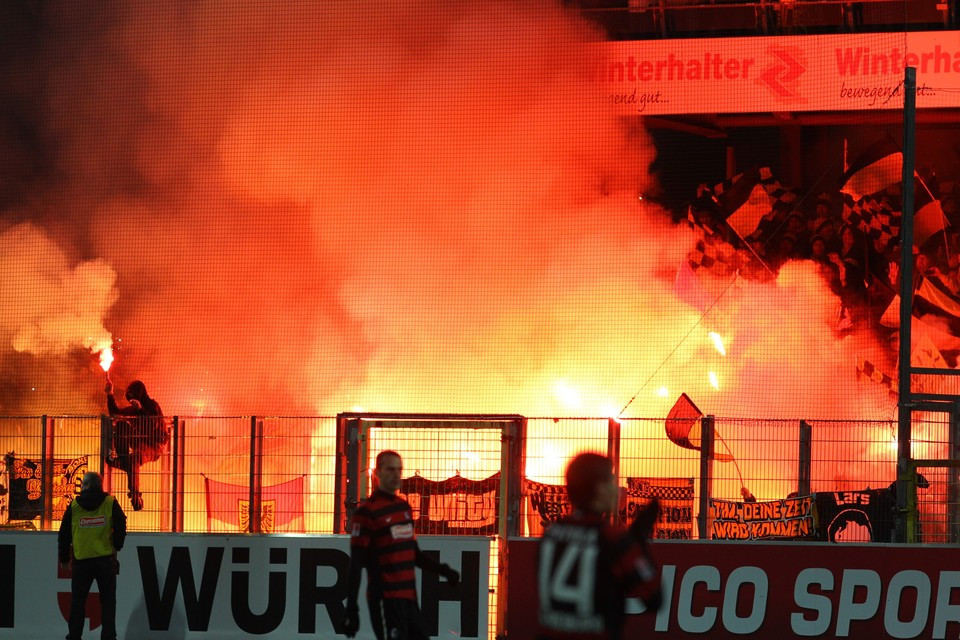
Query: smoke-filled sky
[{"left": 0, "top": 0, "right": 891, "bottom": 420}]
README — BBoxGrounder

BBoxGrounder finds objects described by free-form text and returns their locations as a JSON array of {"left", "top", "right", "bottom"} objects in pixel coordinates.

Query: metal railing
[{"left": 0, "top": 413, "right": 956, "bottom": 542}]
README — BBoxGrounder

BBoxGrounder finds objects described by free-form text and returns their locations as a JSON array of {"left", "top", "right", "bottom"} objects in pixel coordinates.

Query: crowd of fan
[
  {"left": 687, "top": 173, "right": 960, "bottom": 344},
  {"left": 761, "top": 187, "right": 960, "bottom": 336}
]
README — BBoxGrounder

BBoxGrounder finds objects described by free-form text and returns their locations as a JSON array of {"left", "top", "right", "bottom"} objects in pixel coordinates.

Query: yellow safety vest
[{"left": 70, "top": 495, "right": 115, "bottom": 560}]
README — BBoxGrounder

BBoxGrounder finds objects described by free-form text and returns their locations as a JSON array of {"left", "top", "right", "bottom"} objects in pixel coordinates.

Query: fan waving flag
[
  {"left": 839, "top": 138, "right": 903, "bottom": 198},
  {"left": 914, "top": 188, "right": 949, "bottom": 247},
  {"left": 684, "top": 208, "right": 752, "bottom": 275},
  {"left": 712, "top": 167, "right": 797, "bottom": 242},
  {"left": 665, "top": 393, "right": 733, "bottom": 461},
  {"left": 840, "top": 138, "right": 948, "bottom": 247}
]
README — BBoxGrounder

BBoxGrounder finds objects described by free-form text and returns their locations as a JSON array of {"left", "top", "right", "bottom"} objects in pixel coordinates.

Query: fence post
[
  {"left": 896, "top": 65, "right": 918, "bottom": 544},
  {"left": 40, "top": 416, "right": 54, "bottom": 531},
  {"left": 171, "top": 416, "right": 183, "bottom": 533},
  {"left": 950, "top": 406, "right": 960, "bottom": 543},
  {"left": 697, "top": 415, "right": 715, "bottom": 540},
  {"left": 100, "top": 415, "right": 113, "bottom": 494},
  {"left": 335, "top": 416, "right": 363, "bottom": 534},
  {"left": 608, "top": 417, "right": 622, "bottom": 526},
  {"left": 798, "top": 420, "right": 812, "bottom": 496},
  {"left": 906, "top": 460, "right": 918, "bottom": 544},
  {"left": 607, "top": 418, "right": 621, "bottom": 489},
  {"left": 496, "top": 416, "right": 526, "bottom": 640},
  {"left": 334, "top": 416, "right": 345, "bottom": 534},
  {"left": 248, "top": 416, "right": 264, "bottom": 533}
]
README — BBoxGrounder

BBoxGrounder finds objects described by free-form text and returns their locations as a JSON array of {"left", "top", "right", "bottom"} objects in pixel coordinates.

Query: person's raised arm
[{"left": 105, "top": 381, "right": 121, "bottom": 415}]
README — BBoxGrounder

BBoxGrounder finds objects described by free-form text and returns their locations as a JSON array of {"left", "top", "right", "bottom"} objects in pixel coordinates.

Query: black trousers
[
  {"left": 67, "top": 555, "right": 117, "bottom": 640},
  {"left": 368, "top": 597, "right": 429, "bottom": 640}
]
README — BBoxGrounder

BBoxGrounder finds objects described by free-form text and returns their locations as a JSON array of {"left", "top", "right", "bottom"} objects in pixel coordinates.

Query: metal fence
[{"left": 0, "top": 413, "right": 956, "bottom": 542}]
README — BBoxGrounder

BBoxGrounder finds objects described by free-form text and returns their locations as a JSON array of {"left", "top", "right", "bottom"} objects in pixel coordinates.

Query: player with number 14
[{"left": 537, "top": 452, "right": 662, "bottom": 640}]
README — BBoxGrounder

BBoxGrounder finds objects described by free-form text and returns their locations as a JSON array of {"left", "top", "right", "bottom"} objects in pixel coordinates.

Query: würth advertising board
[
  {"left": 508, "top": 538, "right": 960, "bottom": 639},
  {"left": 0, "top": 533, "right": 489, "bottom": 639}
]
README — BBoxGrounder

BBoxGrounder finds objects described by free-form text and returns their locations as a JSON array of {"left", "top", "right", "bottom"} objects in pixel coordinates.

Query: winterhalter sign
[{"left": 592, "top": 31, "right": 960, "bottom": 115}]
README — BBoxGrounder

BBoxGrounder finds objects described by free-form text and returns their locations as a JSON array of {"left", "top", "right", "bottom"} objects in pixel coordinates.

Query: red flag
[
  {"left": 205, "top": 476, "right": 304, "bottom": 533},
  {"left": 265, "top": 476, "right": 305, "bottom": 531},
  {"left": 665, "top": 394, "right": 733, "bottom": 461}
]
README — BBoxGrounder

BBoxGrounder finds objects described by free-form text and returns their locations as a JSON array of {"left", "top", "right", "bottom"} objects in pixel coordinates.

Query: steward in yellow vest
[{"left": 57, "top": 472, "right": 127, "bottom": 640}]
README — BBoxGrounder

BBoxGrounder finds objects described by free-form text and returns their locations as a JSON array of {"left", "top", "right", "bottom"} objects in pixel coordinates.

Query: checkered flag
[
  {"left": 840, "top": 137, "right": 945, "bottom": 247},
  {"left": 711, "top": 167, "right": 799, "bottom": 244},
  {"left": 856, "top": 359, "right": 898, "bottom": 398},
  {"left": 685, "top": 208, "right": 748, "bottom": 274},
  {"left": 842, "top": 192, "right": 901, "bottom": 250},
  {"left": 748, "top": 184, "right": 800, "bottom": 245}
]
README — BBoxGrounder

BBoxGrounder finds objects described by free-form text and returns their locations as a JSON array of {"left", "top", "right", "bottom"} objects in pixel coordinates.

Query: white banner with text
[{"left": 0, "top": 532, "right": 490, "bottom": 639}]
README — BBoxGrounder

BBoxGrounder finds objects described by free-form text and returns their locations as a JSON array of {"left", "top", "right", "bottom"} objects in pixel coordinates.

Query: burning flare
[
  {"left": 99, "top": 346, "right": 114, "bottom": 374},
  {"left": 708, "top": 331, "right": 727, "bottom": 356}
]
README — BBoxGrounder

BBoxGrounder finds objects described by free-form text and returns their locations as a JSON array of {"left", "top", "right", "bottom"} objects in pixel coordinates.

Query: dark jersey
[
  {"left": 537, "top": 511, "right": 659, "bottom": 640},
  {"left": 350, "top": 489, "right": 419, "bottom": 601}
]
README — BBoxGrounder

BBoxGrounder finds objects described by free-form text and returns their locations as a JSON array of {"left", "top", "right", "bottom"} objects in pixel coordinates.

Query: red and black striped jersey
[
  {"left": 537, "top": 511, "right": 660, "bottom": 640},
  {"left": 350, "top": 489, "right": 419, "bottom": 601}
]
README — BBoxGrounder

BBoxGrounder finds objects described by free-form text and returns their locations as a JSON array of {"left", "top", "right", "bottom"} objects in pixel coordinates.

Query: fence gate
[
  {"left": 907, "top": 403, "right": 960, "bottom": 544},
  {"left": 334, "top": 413, "right": 525, "bottom": 640}
]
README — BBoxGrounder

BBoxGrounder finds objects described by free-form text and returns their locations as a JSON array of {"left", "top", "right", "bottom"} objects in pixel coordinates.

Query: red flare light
[
  {"left": 99, "top": 347, "right": 114, "bottom": 373},
  {"left": 708, "top": 331, "right": 726, "bottom": 356}
]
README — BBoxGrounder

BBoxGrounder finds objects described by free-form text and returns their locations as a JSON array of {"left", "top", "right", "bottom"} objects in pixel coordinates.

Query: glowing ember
[
  {"left": 552, "top": 381, "right": 581, "bottom": 409},
  {"left": 599, "top": 404, "right": 620, "bottom": 420},
  {"left": 708, "top": 332, "right": 726, "bottom": 356},
  {"left": 99, "top": 347, "right": 114, "bottom": 373},
  {"left": 708, "top": 371, "right": 719, "bottom": 390}
]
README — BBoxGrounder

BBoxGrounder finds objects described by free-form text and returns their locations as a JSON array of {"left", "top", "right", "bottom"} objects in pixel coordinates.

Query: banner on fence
[
  {"left": 619, "top": 478, "right": 694, "bottom": 540},
  {"left": 525, "top": 477, "right": 693, "bottom": 538},
  {"left": 710, "top": 494, "right": 817, "bottom": 541},
  {"left": 204, "top": 476, "right": 305, "bottom": 533},
  {"left": 4, "top": 454, "right": 87, "bottom": 522},
  {"left": 398, "top": 472, "right": 499, "bottom": 535},
  {"left": 815, "top": 490, "right": 896, "bottom": 543},
  {"left": 523, "top": 478, "right": 571, "bottom": 536},
  {"left": 0, "top": 455, "right": 7, "bottom": 524}
]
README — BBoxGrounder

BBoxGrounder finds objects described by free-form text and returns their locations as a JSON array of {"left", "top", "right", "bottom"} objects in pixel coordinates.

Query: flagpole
[
  {"left": 715, "top": 432, "right": 745, "bottom": 489},
  {"left": 896, "top": 66, "right": 917, "bottom": 544}
]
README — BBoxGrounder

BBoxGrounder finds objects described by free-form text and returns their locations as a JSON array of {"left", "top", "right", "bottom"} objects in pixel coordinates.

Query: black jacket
[{"left": 107, "top": 393, "right": 162, "bottom": 418}]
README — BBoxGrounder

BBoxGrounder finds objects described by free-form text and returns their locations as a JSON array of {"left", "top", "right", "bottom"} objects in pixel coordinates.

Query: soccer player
[
  {"left": 537, "top": 452, "right": 661, "bottom": 640},
  {"left": 341, "top": 450, "right": 461, "bottom": 639}
]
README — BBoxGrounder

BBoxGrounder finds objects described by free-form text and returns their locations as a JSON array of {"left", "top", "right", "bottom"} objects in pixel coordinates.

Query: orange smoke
[{"left": 2, "top": 1, "right": 892, "bottom": 435}]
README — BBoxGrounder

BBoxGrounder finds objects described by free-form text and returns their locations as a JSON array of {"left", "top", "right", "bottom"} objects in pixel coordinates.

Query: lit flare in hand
[{"left": 99, "top": 346, "right": 114, "bottom": 377}]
